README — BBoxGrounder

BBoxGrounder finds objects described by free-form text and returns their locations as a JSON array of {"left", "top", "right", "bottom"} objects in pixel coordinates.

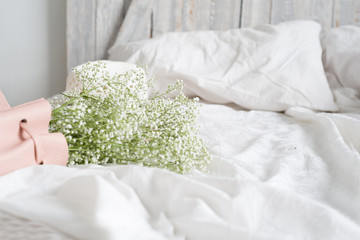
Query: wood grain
[
  {"left": 271, "top": 0, "right": 295, "bottom": 24},
  {"left": 67, "top": 0, "right": 96, "bottom": 71},
  {"left": 67, "top": 0, "right": 360, "bottom": 72},
  {"left": 241, "top": 0, "right": 272, "bottom": 27},
  {"left": 210, "top": 0, "right": 242, "bottom": 30},
  {"left": 271, "top": 0, "right": 333, "bottom": 30},
  {"left": 134, "top": 0, "right": 242, "bottom": 38},
  {"left": 293, "top": 0, "right": 333, "bottom": 29},
  {"left": 152, "top": 0, "right": 182, "bottom": 37},
  {"left": 112, "top": 0, "right": 154, "bottom": 44},
  {"left": 334, "top": 0, "right": 360, "bottom": 27},
  {"left": 96, "top": 0, "right": 131, "bottom": 60}
]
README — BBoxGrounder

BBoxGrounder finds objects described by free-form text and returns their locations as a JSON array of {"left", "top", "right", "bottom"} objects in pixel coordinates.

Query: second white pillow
[{"left": 322, "top": 25, "right": 360, "bottom": 91}]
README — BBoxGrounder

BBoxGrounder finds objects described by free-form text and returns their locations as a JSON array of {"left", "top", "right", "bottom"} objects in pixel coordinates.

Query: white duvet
[{"left": 0, "top": 90, "right": 360, "bottom": 240}]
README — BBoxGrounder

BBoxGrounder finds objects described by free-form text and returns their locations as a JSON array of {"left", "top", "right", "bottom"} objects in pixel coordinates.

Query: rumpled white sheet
[{"left": 0, "top": 100, "right": 360, "bottom": 239}]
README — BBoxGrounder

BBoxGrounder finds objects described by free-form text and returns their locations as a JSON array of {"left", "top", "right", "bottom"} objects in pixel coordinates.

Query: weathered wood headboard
[{"left": 67, "top": 0, "right": 360, "bottom": 72}]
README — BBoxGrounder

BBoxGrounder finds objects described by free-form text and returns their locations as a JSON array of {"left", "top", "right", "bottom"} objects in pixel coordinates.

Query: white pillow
[
  {"left": 109, "top": 20, "right": 338, "bottom": 112},
  {"left": 322, "top": 25, "right": 360, "bottom": 91}
]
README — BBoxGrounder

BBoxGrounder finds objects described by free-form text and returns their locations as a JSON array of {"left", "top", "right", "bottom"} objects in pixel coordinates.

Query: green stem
[{"left": 52, "top": 95, "right": 80, "bottom": 114}]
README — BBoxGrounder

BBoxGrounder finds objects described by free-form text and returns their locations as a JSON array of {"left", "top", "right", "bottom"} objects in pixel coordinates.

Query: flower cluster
[{"left": 49, "top": 61, "right": 211, "bottom": 173}]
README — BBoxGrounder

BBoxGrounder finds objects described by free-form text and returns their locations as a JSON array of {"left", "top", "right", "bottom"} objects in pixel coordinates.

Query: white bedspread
[{"left": 0, "top": 101, "right": 360, "bottom": 239}]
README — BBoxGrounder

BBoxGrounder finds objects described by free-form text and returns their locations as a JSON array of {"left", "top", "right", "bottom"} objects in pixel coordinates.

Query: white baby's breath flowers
[{"left": 49, "top": 61, "right": 211, "bottom": 174}]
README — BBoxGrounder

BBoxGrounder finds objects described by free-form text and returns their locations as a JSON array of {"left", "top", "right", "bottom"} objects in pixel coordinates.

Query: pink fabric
[
  {"left": 0, "top": 90, "right": 10, "bottom": 111},
  {"left": 0, "top": 90, "right": 68, "bottom": 175}
]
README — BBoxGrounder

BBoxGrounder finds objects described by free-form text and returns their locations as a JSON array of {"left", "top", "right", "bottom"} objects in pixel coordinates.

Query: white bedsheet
[{"left": 0, "top": 101, "right": 360, "bottom": 239}]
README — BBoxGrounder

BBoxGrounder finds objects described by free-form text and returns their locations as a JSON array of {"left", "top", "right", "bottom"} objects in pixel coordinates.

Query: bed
[{"left": 1, "top": 0, "right": 360, "bottom": 239}]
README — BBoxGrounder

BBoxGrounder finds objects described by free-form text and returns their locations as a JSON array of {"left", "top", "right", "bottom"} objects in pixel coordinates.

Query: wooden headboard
[{"left": 67, "top": 0, "right": 360, "bottom": 72}]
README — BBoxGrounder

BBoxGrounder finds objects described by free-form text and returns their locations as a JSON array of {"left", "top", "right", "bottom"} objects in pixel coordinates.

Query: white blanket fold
[{"left": 0, "top": 105, "right": 360, "bottom": 240}]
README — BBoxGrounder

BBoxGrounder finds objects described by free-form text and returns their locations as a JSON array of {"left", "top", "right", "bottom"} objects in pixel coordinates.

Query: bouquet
[{"left": 49, "top": 61, "right": 211, "bottom": 174}]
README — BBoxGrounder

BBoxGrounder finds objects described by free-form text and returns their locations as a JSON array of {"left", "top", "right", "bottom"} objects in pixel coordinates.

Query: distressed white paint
[
  {"left": 241, "top": 0, "right": 271, "bottom": 27},
  {"left": 334, "top": 0, "right": 360, "bottom": 27},
  {"left": 293, "top": 0, "right": 333, "bottom": 29},
  {"left": 152, "top": 0, "right": 241, "bottom": 36},
  {"left": 113, "top": 0, "right": 154, "bottom": 43},
  {"left": 271, "top": 0, "right": 295, "bottom": 24},
  {"left": 182, "top": 0, "right": 212, "bottom": 31},
  {"left": 152, "top": 0, "right": 183, "bottom": 36},
  {"left": 67, "top": 0, "right": 96, "bottom": 71},
  {"left": 67, "top": 0, "right": 360, "bottom": 72},
  {"left": 271, "top": 0, "right": 333, "bottom": 29},
  {"left": 211, "top": 0, "right": 242, "bottom": 29},
  {"left": 96, "top": 0, "right": 132, "bottom": 60}
]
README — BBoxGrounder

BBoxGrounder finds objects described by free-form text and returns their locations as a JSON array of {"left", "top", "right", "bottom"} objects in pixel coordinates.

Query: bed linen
[
  {"left": 322, "top": 25, "right": 360, "bottom": 91},
  {"left": 109, "top": 20, "right": 338, "bottom": 112},
  {"left": 0, "top": 91, "right": 360, "bottom": 239}
]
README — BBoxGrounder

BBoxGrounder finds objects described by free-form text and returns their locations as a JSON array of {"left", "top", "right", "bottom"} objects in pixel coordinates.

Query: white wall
[{"left": 0, "top": 0, "right": 66, "bottom": 106}]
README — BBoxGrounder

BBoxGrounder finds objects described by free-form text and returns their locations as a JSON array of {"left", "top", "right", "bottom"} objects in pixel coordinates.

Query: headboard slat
[
  {"left": 241, "top": 0, "right": 272, "bottom": 27},
  {"left": 152, "top": 0, "right": 183, "bottom": 37},
  {"left": 113, "top": 0, "right": 154, "bottom": 44},
  {"left": 210, "top": 0, "right": 242, "bottom": 30},
  {"left": 271, "top": 0, "right": 333, "bottom": 29},
  {"left": 334, "top": 0, "right": 360, "bottom": 27},
  {"left": 95, "top": 0, "right": 131, "bottom": 60},
  {"left": 67, "top": 0, "right": 96, "bottom": 72},
  {"left": 67, "top": 0, "right": 360, "bottom": 72}
]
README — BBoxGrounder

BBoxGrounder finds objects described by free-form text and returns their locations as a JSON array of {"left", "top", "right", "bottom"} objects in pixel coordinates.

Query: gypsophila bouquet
[{"left": 49, "top": 61, "right": 211, "bottom": 174}]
